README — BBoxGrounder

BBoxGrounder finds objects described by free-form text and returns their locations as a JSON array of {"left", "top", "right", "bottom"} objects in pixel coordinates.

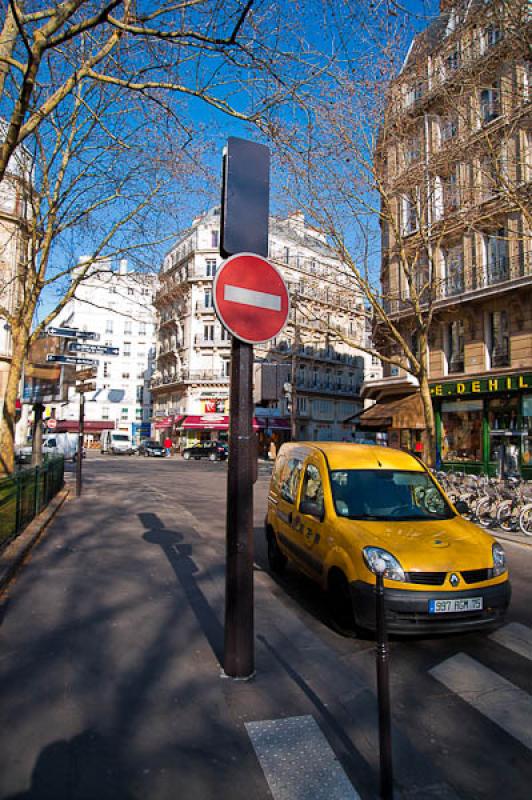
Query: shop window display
[{"left": 441, "top": 401, "right": 482, "bottom": 462}]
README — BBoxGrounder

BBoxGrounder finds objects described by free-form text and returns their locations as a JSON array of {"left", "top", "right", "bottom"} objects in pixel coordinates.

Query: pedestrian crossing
[
  {"left": 246, "top": 622, "right": 532, "bottom": 800},
  {"left": 430, "top": 621, "right": 532, "bottom": 752}
]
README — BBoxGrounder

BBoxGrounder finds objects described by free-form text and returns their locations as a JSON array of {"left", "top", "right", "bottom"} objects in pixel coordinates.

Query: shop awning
[
  {"left": 178, "top": 414, "right": 261, "bottom": 431},
  {"left": 54, "top": 420, "right": 115, "bottom": 433},
  {"left": 355, "top": 394, "right": 425, "bottom": 430}
]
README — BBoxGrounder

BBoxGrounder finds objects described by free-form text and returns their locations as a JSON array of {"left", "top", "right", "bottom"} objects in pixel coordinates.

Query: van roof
[{"left": 278, "top": 442, "right": 425, "bottom": 472}]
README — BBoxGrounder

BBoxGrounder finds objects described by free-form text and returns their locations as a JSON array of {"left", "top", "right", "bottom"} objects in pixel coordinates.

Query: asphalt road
[
  {"left": 88, "top": 454, "right": 532, "bottom": 798},
  {"left": 1, "top": 452, "right": 531, "bottom": 800}
]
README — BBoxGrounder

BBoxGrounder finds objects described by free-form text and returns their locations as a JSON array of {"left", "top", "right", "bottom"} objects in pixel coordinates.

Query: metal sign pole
[
  {"left": 375, "top": 561, "right": 394, "bottom": 799},
  {"left": 224, "top": 337, "right": 254, "bottom": 677},
  {"left": 76, "top": 392, "right": 85, "bottom": 498}
]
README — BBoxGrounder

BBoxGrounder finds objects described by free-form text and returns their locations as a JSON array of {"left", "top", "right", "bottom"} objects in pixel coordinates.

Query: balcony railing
[
  {"left": 152, "top": 369, "right": 229, "bottom": 388},
  {"left": 194, "top": 336, "right": 231, "bottom": 347}
]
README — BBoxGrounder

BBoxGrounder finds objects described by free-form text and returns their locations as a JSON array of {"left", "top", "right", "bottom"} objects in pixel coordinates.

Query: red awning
[
  {"left": 54, "top": 420, "right": 115, "bottom": 433},
  {"left": 179, "top": 414, "right": 261, "bottom": 431}
]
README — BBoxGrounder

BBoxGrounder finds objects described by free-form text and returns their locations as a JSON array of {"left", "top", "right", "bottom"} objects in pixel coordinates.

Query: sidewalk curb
[
  {"left": 494, "top": 530, "right": 532, "bottom": 547},
  {"left": 0, "top": 486, "right": 70, "bottom": 592}
]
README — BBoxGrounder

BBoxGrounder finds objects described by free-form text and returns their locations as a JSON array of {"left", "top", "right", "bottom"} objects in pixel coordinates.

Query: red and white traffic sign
[
  {"left": 46, "top": 418, "right": 57, "bottom": 430},
  {"left": 213, "top": 252, "right": 290, "bottom": 344}
]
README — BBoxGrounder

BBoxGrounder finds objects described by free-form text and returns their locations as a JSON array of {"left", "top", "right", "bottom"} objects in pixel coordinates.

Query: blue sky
[{"left": 35, "top": 0, "right": 441, "bottom": 323}]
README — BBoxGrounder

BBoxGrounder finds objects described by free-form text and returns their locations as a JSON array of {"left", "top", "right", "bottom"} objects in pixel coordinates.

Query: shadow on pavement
[
  {"left": 139, "top": 511, "right": 224, "bottom": 664},
  {"left": 4, "top": 730, "right": 134, "bottom": 800}
]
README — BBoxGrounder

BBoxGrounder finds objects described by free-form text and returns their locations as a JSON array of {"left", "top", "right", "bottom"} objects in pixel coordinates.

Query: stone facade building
[
  {"left": 152, "top": 208, "right": 376, "bottom": 449},
  {"left": 364, "top": 0, "right": 532, "bottom": 476}
]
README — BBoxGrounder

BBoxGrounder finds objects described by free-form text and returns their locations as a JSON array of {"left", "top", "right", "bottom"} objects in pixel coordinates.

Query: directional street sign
[
  {"left": 213, "top": 252, "right": 290, "bottom": 344},
  {"left": 47, "top": 327, "right": 99, "bottom": 340},
  {"left": 75, "top": 382, "right": 96, "bottom": 393},
  {"left": 76, "top": 367, "right": 98, "bottom": 381},
  {"left": 46, "top": 354, "right": 98, "bottom": 366},
  {"left": 68, "top": 342, "right": 119, "bottom": 356}
]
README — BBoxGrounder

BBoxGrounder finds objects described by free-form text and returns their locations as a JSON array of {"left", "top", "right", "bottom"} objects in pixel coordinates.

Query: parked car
[
  {"left": 138, "top": 439, "right": 165, "bottom": 457},
  {"left": 100, "top": 430, "right": 134, "bottom": 455},
  {"left": 265, "top": 442, "right": 511, "bottom": 635},
  {"left": 182, "top": 441, "right": 228, "bottom": 462}
]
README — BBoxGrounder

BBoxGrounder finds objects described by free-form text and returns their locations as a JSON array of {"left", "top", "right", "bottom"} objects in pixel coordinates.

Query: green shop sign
[{"left": 430, "top": 373, "right": 532, "bottom": 398}]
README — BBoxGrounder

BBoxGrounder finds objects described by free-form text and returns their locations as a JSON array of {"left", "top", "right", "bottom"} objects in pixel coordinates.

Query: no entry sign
[{"left": 213, "top": 252, "right": 290, "bottom": 344}]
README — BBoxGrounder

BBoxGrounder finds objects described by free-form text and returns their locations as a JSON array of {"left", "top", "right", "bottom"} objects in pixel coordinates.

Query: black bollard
[{"left": 375, "top": 560, "right": 394, "bottom": 800}]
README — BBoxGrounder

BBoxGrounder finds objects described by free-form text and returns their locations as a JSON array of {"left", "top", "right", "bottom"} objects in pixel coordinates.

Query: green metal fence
[{"left": 0, "top": 456, "right": 65, "bottom": 548}]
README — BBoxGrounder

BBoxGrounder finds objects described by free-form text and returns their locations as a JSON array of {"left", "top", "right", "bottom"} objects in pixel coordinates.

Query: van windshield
[
  {"left": 112, "top": 434, "right": 130, "bottom": 442},
  {"left": 330, "top": 470, "right": 453, "bottom": 521}
]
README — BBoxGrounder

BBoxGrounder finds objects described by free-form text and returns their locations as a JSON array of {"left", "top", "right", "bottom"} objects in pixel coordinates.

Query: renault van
[
  {"left": 100, "top": 429, "right": 134, "bottom": 455},
  {"left": 265, "top": 443, "right": 510, "bottom": 634}
]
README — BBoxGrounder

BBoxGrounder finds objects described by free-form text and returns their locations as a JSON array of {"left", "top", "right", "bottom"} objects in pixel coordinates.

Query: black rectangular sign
[{"left": 220, "top": 137, "right": 270, "bottom": 259}]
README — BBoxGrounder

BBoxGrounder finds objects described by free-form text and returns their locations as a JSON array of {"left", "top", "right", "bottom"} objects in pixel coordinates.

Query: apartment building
[
  {"left": 366, "top": 0, "right": 531, "bottom": 475},
  {"left": 152, "top": 208, "right": 374, "bottom": 449},
  {"left": 51, "top": 260, "right": 157, "bottom": 445}
]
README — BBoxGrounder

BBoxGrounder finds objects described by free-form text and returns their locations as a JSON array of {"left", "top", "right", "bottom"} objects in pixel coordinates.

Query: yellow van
[{"left": 265, "top": 443, "right": 511, "bottom": 634}]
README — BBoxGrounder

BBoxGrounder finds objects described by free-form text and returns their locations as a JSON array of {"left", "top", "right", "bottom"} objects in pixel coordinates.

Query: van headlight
[
  {"left": 363, "top": 546, "right": 405, "bottom": 582},
  {"left": 492, "top": 542, "right": 506, "bottom": 576}
]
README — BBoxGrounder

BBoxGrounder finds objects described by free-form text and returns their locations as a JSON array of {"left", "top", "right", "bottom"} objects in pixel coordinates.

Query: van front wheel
[
  {"left": 267, "top": 531, "right": 287, "bottom": 575},
  {"left": 327, "top": 571, "right": 357, "bottom": 637}
]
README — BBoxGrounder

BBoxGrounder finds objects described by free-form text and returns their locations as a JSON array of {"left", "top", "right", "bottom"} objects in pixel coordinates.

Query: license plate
[{"left": 428, "top": 597, "right": 483, "bottom": 614}]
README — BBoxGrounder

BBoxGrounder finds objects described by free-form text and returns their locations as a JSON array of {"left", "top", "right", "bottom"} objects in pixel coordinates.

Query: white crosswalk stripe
[
  {"left": 430, "top": 651, "right": 532, "bottom": 751},
  {"left": 489, "top": 621, "right": 532, "bottom": 661}
]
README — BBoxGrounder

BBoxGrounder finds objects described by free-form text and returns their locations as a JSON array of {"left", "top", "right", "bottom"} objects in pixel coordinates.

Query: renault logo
[{"left": 450, "top": 573, "right": 460, "bottom": 587}]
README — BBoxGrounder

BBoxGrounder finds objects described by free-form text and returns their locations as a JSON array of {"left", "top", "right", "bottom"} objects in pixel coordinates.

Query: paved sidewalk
[{"left": 0, "top": 465, "right": 462, "bottom": 800}]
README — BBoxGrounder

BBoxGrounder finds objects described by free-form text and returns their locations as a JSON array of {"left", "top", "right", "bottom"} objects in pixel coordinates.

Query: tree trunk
[
  {"left": 0, "top": 325, "right": 28, "bottom": 475},
  {"left": 419, "top": 374, "right": 436, "bottom": 467}
]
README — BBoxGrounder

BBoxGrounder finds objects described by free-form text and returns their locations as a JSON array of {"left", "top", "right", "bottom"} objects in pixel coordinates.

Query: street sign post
[
  {"left": 75, "top": 367, "right": 98, "bottom": 381},
  {"left": 75, "top": 382, "right": 96, "bottom": 393},
  {"left": 46, "top": 354, "right": 98, "bottom": 366},
  {"left": 213, "top": 253, "right": 289, "bottom": 344},
  {"left": 218, "top": 137, "right": 277, "bottom": 680},
  {"left": 68, "top": 342, "right": 119, "bottom": 356},
  {"left": 47, "top": 326, "right": 99, "bottom": 340}
]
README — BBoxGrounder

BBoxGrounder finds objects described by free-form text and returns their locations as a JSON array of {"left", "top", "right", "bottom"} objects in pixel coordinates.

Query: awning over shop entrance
[
  {"left": 54, "top": 420, "right": 115, "bottom": 433},
  {"left": 178, "top": 414, "right": 261, "bottom": 432},
  {"left": 355, "top": 394, "right": 425, "bottom": 430}
]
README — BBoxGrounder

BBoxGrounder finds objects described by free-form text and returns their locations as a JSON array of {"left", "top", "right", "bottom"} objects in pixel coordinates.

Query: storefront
[
  {"left": 431, "top": 372, "right": 532, "bottom": 478},
  {"left": 176, "top": 414, "right": 263, "bottom": 451},
  {"left": 355, "top": 394, "right": 425, "bottom": 454}
]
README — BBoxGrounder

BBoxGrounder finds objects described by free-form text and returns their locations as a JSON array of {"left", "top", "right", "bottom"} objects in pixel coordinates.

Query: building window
[
  {"left": 139, "top": 322, "right": 146, "bottom": 335},
  {"left": 141, "top": 287, "right": 149, "bottom": 296},
  {"left": 124, "top": 320, "right": 132, "bottom": 334},
  {"left": 124, "top": 342, "right": 131, "bottom": 357},
  {"left": 204, "top": 324, "right": 214, "bottom": 341},
  {"left": 206, "top": 259, "right": 217, "bottom": 277},
  {"left": 484, "top": 24, "right": 502, "bottom": 50},
  {"left": 402, "top": 191, "right": 419, "bottom": 235},
  {"left": 404, "top": 133, "right": 421, "bottom": 166},
  {"left": 122, "top": 372, "right": 130, "bottom": 379},
  {"left": 440, "top": 114, "right": 458, "bottom": 143},
  {"left": 488, "top": 310, "right": 510, "bottom": 367},
  {"left": 223, "top": 360, "right": 230, "bottom": 377},
  {"left": 105, "top": 320, "right": 113, "bottom": 334},
  {"left": 480, "top": 82, "right": 500, "bottom": 124},
  {"left": 136, "top": 385, "right": 144, "bottom": 402},
  {"left": 128, "top": 287, "right": 134, "bottom": 296},
  {"left": 102, "top": 406, "right": 109, "bottom": 420},
  {"left": 446, "top": 320, "right": 465, "bottom": 373},
  {"left": 103, "top": 362, "right": 110, "bottom": 378},
  {"left": 204, "top": 289, "right": 213, "bottom": 308},
  {"left": 211, "top": 230, "right": 219, "bottom": 249},
  {"left": 485, "top": 229, "right": 508, "bottom": 284},
  {"left": 220, "top": 326, "right": 230, "bottom": 341},
  {"left": 284, "top": 246, "right": 290, "bottom": 264},
  {"left": 443, "top": 244, "right": 464, "bottom": 296},
  {"left": 445, "top": 47, "right": 460, "bottom": 74}
]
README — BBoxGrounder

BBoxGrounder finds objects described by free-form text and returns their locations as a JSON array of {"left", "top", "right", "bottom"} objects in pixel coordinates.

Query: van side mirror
[{"left": 299, "top": 499, "right": 324, "bottom": 522}]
